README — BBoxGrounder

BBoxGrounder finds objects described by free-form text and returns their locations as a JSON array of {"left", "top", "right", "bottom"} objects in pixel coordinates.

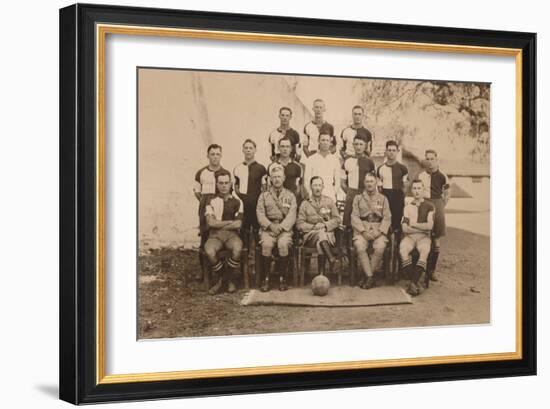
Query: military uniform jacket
[
  {"left": 256, "top": 187, "right": 297, "bottom": 233},
  {"left": 297, "top": 195, "right": 341, "bottom": 233},
  {"left": 351, "top": 191, "right": 392, "bottom": 236}
]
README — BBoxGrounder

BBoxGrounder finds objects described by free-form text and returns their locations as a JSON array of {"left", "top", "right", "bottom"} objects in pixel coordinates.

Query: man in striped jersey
[
  {"left": 377, "top": 140, "right": 409, "bottom": 234},
  {"left": 400, "top": 179, "right": 435, "bottom": 296},
  {"left": 340, "top": 135, "right": 375, "bottom": 227},
  {"left": 266, "top": 137, "right": 303, "bottom": 201},
  {"left": 268, "top": 107, "right": 301, "bottom": 161},
  {"left": 233, "top": 139, "right": 267, "bottom": 248},
  {"left": 203, "top": 170, "right": 244, "bottom": 295},
  {"left": 339, "top": 105, "right": 373, "bottom": 160},
  {"left": 193, "top": 144, "right": 227, "bottom": 281},
  {"left": 418, "top": 149, "right": 451, "bottom": 282},
  {"left": 302, "top": 99, "right": 337, "bottom": 157}
]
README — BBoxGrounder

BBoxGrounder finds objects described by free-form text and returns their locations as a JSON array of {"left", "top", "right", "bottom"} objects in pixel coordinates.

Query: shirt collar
[{"left": 363, "top": 189, "right": 378, "bottom": 198}]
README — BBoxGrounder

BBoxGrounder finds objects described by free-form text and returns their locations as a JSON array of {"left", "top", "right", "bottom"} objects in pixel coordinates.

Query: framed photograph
[{"left": 59, "top": 3, "right": 536, "bottom": 405}]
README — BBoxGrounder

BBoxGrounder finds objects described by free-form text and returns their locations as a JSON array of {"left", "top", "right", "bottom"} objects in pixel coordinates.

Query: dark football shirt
[
  {"left": 268, "top": 127, "right": 301, "bottom": 158},
  {"left": 419, "top": 169, "right": 450, "bottom": 200},
  {"left": 204, "top": 195, "right": 243, "bottom": 221},
  {"left": 340, "top": 126, "right": 373, "bottom": 157},
  {"left": 377, "top": 162, "right": 409, "bottom": 191},
  {"left": 267, "top": 160, "right": 302, "bottom": 194},
  {"left": 233, "top": 161, "right": 267, "bottom": 201}
]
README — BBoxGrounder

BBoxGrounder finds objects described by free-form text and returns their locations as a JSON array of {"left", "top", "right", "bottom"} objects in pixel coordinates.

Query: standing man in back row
[
  {"left": 268, "top": 106, "right": 301, "bottom": 161},
  {"left": 303, "top": 133, "right": 341, "bottom": 201},
  {"left": 302, "top": 99, "right": 337, "bottom": 157},
  {"left": 233, "top": 139, "right": 267, "bottom": 249},
  {"left": 340, "top": 105, "right": 373, "bottom": 160},
  {"left": 418, "top": 149, "right": 451, "bottom": 282},
  {"left": 377, "top": 140, "right": 408, "bottom": 235},
  {"left": 341, "top": 135, "right": 375, "bottom": 227}
]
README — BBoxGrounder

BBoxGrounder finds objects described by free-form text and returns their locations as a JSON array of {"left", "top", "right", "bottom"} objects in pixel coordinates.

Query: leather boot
[
  {"left": 319, "top": 240, "right": 336, "bottom": 266},
  {"left": 279, "top": 256, "right": 289, "bottom": 291},
  {"left": 260, "top": 256, "right": 272, "bottom": 292}
]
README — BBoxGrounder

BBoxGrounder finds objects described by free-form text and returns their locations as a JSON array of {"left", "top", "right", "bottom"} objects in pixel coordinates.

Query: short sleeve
[
  {"left": 193, "top": 169, "right": 202, "bottom": 193},
  {"left": 442, "top": 172, "right": 451, "bottom": 190},
  {"left": 204, "top": 198, "right": 215, "bottom": 217}
]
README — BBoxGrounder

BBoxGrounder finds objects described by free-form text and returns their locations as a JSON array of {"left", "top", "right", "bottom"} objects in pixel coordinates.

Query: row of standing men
[{"left": 193, "top": 103, "right": 450, "bottom": 296}]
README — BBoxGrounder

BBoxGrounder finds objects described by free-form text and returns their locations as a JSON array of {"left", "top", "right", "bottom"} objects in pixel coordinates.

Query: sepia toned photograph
[{"left": 137, "top": 67, "right": 490, "bottom": 340}]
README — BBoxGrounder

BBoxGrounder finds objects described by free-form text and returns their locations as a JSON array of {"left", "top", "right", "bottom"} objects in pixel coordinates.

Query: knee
[
  {"left": 373, "top": 240, "right": 387, "bottom": 253},
  {"left": 399, "top": 246, "right": 409, "bottom": 260},
  {"left": 353, "top": 239, "right": 366, "bottom": 252},
  {"left": 261, "top": 243, "right": 274, "bottom": 257},
  {"left": 231, "top": 244, "right": 243, "bottom": 260},
  {"left": 277, "top": 239, "right": 291, "bottom": 256},
  {"left": 204, "top": 246, "right": 218, "bottom": 263}
]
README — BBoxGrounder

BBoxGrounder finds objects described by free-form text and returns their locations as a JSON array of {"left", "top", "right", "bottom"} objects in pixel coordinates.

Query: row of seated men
[{"left": 194, "top": 138, "right": 450, "bottom": 297}]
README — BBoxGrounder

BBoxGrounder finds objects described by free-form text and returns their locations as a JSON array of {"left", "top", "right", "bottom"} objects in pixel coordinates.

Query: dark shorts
[
  {"left": 427, "top": 198, "right": 446, "bottom": 238},
  {"left": 382, "top": 189, "right": 405, "bottom": 232},
  {"left": 198, "top": 194, "right": 216, "bottom": 245}
]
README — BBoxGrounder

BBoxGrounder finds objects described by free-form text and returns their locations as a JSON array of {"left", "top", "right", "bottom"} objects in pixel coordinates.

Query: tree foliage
[{"left": 355, "top": 79, "right": 490, "bottom": 163}]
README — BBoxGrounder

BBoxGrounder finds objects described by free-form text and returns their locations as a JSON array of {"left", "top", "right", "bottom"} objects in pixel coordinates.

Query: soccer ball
[{"left": 311, "top": 275, "right": 330, "bottom": 296}]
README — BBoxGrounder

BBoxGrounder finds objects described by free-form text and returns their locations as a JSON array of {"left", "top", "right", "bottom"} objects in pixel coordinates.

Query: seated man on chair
[
  {"left": 204, "top": 170, "right": 243, "bottom": 295},
  {"left": 351, "top": 172, "right": 392, "bottom": 289},
  {"left": 256, "top": 164, "right": 297, "bottom": 292},
  {"left": 400, "top": 179, "right": 435, "bottom": 297},
  {"left": 296, "top": 176, "right": 341, "bottom": 270}
]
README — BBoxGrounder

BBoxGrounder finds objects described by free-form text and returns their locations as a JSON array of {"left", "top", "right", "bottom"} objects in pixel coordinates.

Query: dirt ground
[{"left": 138, "top": 227, "right": 489, "bottom": 339}]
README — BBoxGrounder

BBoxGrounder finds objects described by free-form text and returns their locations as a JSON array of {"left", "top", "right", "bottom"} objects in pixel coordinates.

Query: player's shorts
[
  {"left": 302, "top": 229, "right": 335, "bottom": 248},
  {"left": 426, "top": 198, "right": 446, "bottom": 238},
  {"left": 352, "top": 233, "right": 388, "bottom": 252},
  {"left": 259, "top": 230, "right": 293, "bottom": 257},
  {"left": 399, "top": 234, "right": 431, "bottom": 256},
  {"left": 204, "top": 230, "right": 243, "bottom": 261}
]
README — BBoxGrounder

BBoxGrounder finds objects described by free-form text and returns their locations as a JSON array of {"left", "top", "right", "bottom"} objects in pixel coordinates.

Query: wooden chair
[
  {"left": 199, "top": 231, "right": 250, "bottom": 291},
  {"left": 254, "top": 229, "right": 299, "bottom": 288},
  {"left": 347, "top": 227, "right": 394, "bottom": 286},
  {"left": 393, "top": 233, "right": 434, "bottom": 288},
  {"left": 297, "top": 226, "right": 346, "bottom": 287}
]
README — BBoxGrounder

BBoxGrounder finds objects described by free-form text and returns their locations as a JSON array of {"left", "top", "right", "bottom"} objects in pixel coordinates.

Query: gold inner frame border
[{"left": 95, "top": 23, "right": 523, "bottom": 385}]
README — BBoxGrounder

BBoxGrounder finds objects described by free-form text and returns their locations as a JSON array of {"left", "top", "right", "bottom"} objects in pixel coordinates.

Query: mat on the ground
[{"left": 241, "top": 286, "right": 412, "bottom": 307}]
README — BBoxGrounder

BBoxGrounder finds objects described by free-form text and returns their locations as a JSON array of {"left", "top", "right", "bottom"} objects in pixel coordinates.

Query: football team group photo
[{"left": 137, "top": 68, "right": 491, "bottom": 339}]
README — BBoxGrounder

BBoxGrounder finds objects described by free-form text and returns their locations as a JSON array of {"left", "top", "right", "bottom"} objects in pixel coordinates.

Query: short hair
[
  {"left": 386, "top": 140, "right": 399, "bottom": 149},
  {"left": 313, "top": 98, "right": 325, "bottom": 106},
  {"left": 425, "top": 149, "right": 438, "bottom": 157},
  {"left": 411, "top": 178, "right": 424, "bottom": 186},
  {"left": 207, "top": 144, "right": 222, "bottom": 154},
  {"left": 279, "top": 106, "right": 292, "bottom": 115},
  {"left": 353, "top": 135, "right": 367, "bottom": 143},
  {"left": 278, "top": 136, "right": 292, "bottom": 146},
  {"left": 242, "top": 139, "right": 256, "bottom": 148},
  {"left": 319, "top": 132, "right": 332, "bottom": 139},
  {"left": 215, "top": 169, "right": 232, "bottom": 183},
  {"left": 352, "top": 105, "right": 364, "bottom": 113},
  {"left": 269, "top": 164, "right": 285, "bottom": 176},
  {"left": 364, "top": 171, "right": 377, "bottom": 180},
  {"left": 310, "top": 176, "right": 324, "bottom": 186}
]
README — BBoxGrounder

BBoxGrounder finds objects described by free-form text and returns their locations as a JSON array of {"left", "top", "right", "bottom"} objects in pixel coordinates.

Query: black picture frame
[{"left": 59, "top": 3, "right": 536, "bottom": 405}]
